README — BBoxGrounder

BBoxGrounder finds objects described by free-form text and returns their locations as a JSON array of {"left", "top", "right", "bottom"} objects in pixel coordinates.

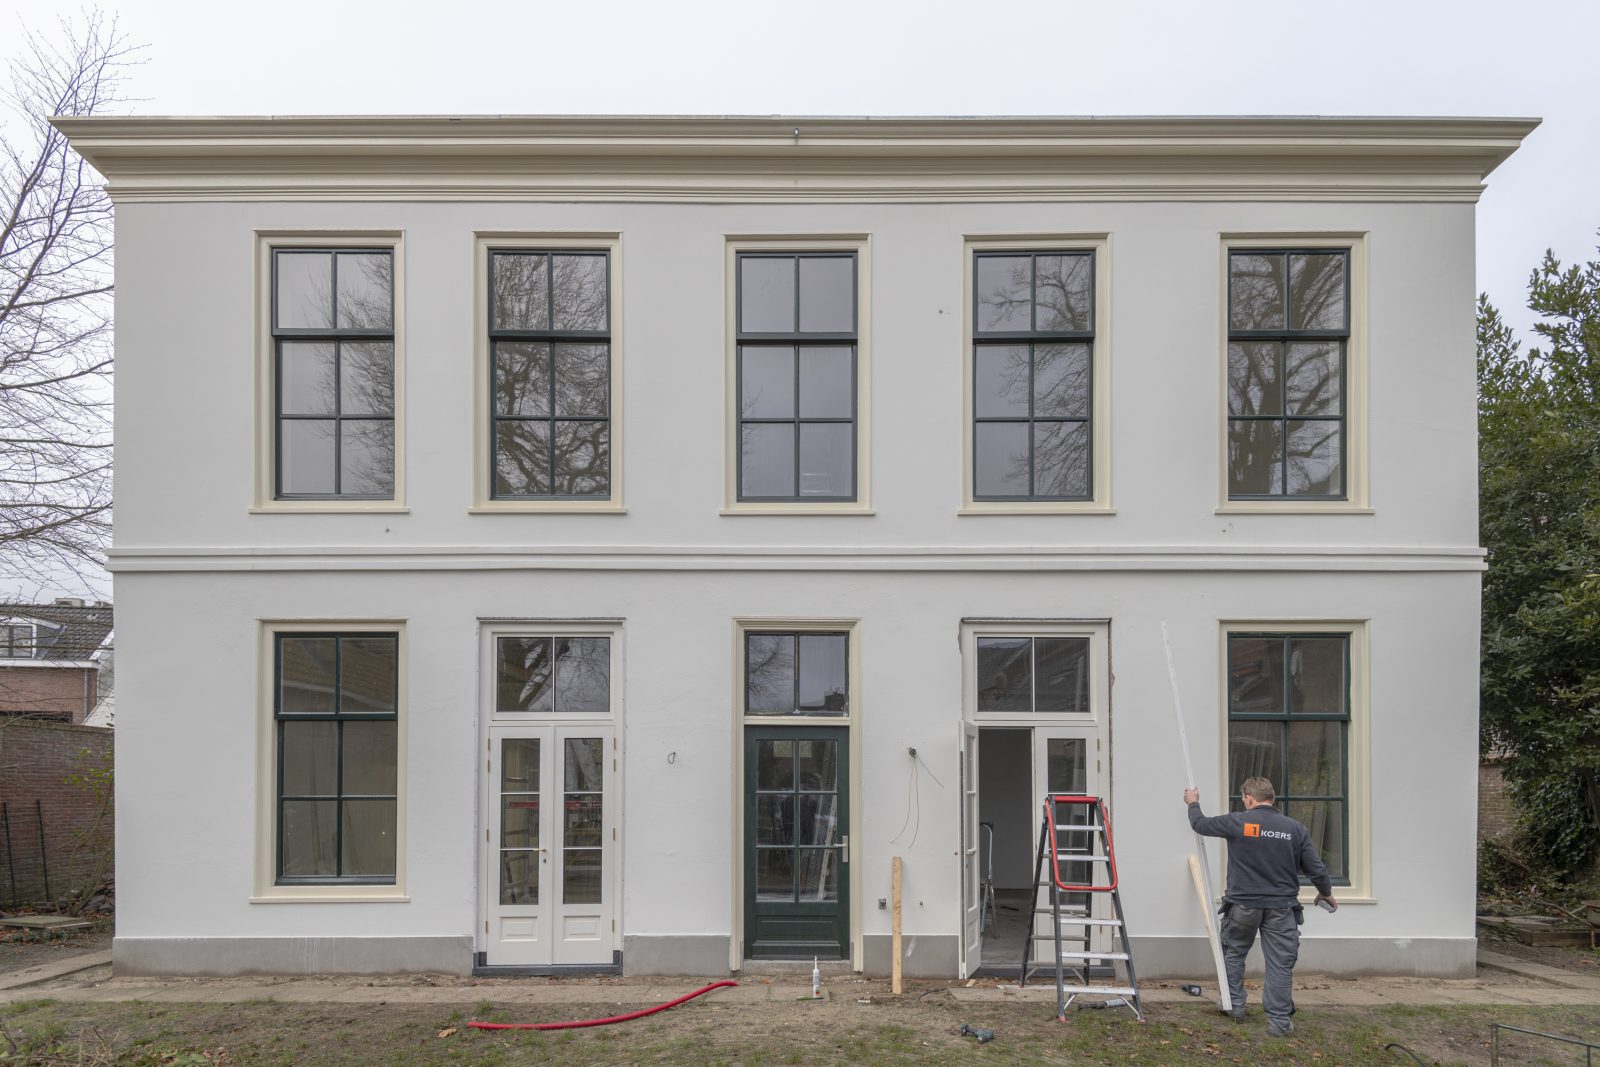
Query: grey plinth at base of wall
[
  {"left": 112, "top": 936, "right": 475, "bottom": 977},
  {"left": 863, "top": 934, "right": 960, "bottom": 978},
  {"left": 622, "top": 935, "right": 731, "bottom": 976},
  {"left": 1126, "top": 936, "right": 1479, "bottom": 979}
]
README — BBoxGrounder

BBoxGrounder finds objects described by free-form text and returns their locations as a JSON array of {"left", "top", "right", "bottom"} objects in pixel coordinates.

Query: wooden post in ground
[{"left": 891, "top": 856, "right": 904, "bottom": 994}]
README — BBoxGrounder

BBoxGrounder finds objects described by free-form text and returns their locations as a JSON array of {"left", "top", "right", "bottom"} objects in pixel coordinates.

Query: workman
[{"left": 1183, "top": 776, "right": 1337, "bottom": 1038}]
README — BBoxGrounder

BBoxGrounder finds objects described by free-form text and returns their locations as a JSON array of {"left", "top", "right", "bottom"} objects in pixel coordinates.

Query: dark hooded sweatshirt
[{"left": 1187, "top": 802, "right": 1333, "bottom": 909}]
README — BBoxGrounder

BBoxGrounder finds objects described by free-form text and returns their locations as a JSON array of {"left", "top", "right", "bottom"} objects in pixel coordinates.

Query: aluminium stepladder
[{"left": 1019, "top": 794, "right": 1143, "bottom": 1021}]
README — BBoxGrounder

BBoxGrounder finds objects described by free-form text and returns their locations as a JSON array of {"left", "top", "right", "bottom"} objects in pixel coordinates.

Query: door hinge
[
  {"left": 613, "top": 758, "right": 618, "bottom": 772},
  {"left": 612, "top": 919, "right": 616, "bottom": 932},
  {"left": 612, "top": 827, "right": 617, "bottom": 841},
  {"left": 485, "top": 920, "right": 489, "bottom": 935}
]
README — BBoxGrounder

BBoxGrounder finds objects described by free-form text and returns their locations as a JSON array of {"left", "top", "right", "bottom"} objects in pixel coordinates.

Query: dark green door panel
[{"left": 745, "top": 726, "right": 849, "bottom": 959}]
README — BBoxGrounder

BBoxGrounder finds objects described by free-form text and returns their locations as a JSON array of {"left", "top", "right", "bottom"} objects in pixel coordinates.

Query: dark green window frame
[
  {"left": 274, "top": 632, "right": 399, "bottom": 885},
  {"left": 1226, "top": 631, "right": 1351, "bottom": 886}
]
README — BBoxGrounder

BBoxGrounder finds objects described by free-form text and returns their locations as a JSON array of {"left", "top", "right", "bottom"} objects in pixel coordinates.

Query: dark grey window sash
[
  {"left": 487, "top": 250, "right": 612, "bottom": 501},
  {"left": 1226, "top": 249, "right": 1351, "bottom": 501},
  {"left": 735, "top": 253, "right": 859, "bottom": 503},
  {"left": 743, "top": 631, "right": 850, "bottom": 716},
  {"left": 271, "top": 248, "right": 395, "bottom": 501},
  {"left": 1225, "top": 632, "right": 1351, "bottom": 885},
  {"left": 971, "top": 251, "right": 1096, "bottom": 502},
  {"left": 274, "top": 633, "right": 398, "bottom": 886}
]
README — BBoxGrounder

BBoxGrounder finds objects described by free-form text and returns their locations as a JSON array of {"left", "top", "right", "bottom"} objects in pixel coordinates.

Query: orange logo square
[{"left": 1243, "top": 823, "right": 1261, "bottom": 837}]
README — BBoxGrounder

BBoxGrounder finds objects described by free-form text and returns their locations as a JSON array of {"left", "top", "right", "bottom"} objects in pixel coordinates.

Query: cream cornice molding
[{"left": 53, "top": 114, "right": 1539, "bottom": 204}]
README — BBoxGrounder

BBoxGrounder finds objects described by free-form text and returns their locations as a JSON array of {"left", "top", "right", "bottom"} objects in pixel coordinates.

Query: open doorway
[{"left": 977, "top": 728, "right": 1034, "bottom": 973}]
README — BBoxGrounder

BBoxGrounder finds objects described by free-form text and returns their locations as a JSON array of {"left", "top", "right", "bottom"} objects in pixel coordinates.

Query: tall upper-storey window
[
  {"left": 964, "top": 238, "right": 1110, "bottom": 514},
  {"left": 488, "top": 249, "right": 613, "bottom": 500},
  {"left": 1226, "top": 249, "right": 1350, "bottom": 499},
  {"left": 735, "top": 252, "right": 859, "bottom": 503},
  {"left": 271, "top": 248, "right": 396, "bottom": 499}
]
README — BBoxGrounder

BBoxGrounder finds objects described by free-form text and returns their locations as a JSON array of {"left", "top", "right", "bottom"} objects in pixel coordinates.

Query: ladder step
[
  {"left": 1054, "top": 916, "right": 1123, "bottom": 927},
  {"left": 1062, "top": 985, "right": 1139, "bottom": 997},
  {"left": 1055, "top": 853, "right": 1111, "bottom": 862},
  {"left": 1058, "top": 950, "right": 1131, "bottom": 961},
  {"left": 1055, "top": 824, "right": 1105, "bottom": 832}
]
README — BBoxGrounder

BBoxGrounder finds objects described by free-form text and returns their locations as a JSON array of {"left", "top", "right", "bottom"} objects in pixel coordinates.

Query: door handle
[{"left": 838, "top": 835, "right": 849, "bottom": 863}]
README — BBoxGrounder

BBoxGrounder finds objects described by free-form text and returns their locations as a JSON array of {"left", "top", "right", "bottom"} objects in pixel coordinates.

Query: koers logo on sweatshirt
[{"left": 1244, "top": 822, "right": 1292, "bottom": 841}]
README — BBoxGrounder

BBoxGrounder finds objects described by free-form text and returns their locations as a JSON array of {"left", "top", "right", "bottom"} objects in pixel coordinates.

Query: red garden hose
[{"left": 467, "top": 980, "right": 739, "bottom": 1031}]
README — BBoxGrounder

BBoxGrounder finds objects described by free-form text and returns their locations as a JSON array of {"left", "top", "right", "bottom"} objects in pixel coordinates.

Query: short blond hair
[{"left": 1240, "top": 777, "right": 1276, "bottom": 803}]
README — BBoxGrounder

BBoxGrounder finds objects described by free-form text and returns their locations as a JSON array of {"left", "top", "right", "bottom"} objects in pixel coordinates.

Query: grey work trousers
[{"left": 1219, "top": 902, "right": 1300, "bottom": 1024}]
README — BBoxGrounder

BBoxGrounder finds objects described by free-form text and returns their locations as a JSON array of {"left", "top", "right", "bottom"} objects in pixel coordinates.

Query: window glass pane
[
  {"left": 1229, "top": 253, "right": 1286, "bottom": 331},
  {"left": 500, "top": 849, "right": 539, "bottom": 905},
  {"left": 798, "top": 423, "right": 852, "bottom": 499},
  {"left": 757, "top": 796, "right": 794, "bottom": 845},
  {"left": 335, "top": 252, "right": 392, "bottom": 330},
  {"left": 1035, "top": 638, "right": 1090, "bottom": 712},
  {"left": 1289, "top": 253, "right": 1346, "bottom": 331},
  {"left": 1035, "top": 254, "right": 1092, "bottom": 332},
  {"left": 796, "top": 738, "right": 839, "bottom": 790},
  {"left": 797, "top": 634, "right": 848, "bottom": 713},
  {"left": 276, "top": 251, "right": 333, "bottom": 330},
  {"left": 280, "top": 799, "right": 337, "bottom": 877},
  {"left": 974, "top": 345, "right": 1030, "bottom": 418},
  {"left": 280, "top": 342, "right": 336, "bottom": 416},
  {"left": 1033, "top": 344, "right": 1091, "bottom": 418},
  {"left": 1289, "top": 636, "right": 1347, "bottom": 715},
  {"left": 551, "top": 254, "right": 608, "bottom": 332},
  {"left": 281, "top": 721, "right": 337, "bottom": 795},
  {"left": 1287, "top": 721, "right": 1345, "bottom": 796},
  {"left": 564, "top": 794, "right": 603, "bottom": 846},
  {"left": 280, "top": 637, "right": 337, "bottom": 714},
  {"left": 1286, "top": 421, "right": 1341, "bottom": 496},
  {"left": 340, "top": 420, "right": 394, "bottom": 497},
  {"left": 1033, "top": 422, "right": 1090, "bottom": 499},
  {"left": 340, "top": 342, "right": 394, "bottom": 417},
  {"left": 552, "top": 421, "right": 610, "bottom": 497},
  {"left": 756, "top": 849, "right": 794, "bottom": 901},
  {"left": 498, "top": 638, "right": 554, "bottom": 713},
  {"left": 740, "top": 423, "right": 795, "bottom": 498},
  {"left": 554, "top": 638, "right": 610, "bottom": 713},
  {"left": 798, "top": 346, "right": 852, "bottom": 418},
  {"left": 341, "top": 799, "right": 396, "bottom": 878},
  {"left": 553, "top": 343, "right": 609, "bottom": 417},
  {"left": 976, "top": 637, "right": 1031, "bottom": 712},
  {"left": 281, "top": 420, "right": 336, "bottom": 495},
  {"left": 343, "top": 720, "right": 397, "bottom": 795},
  {"left": 798, "top": 256, "right": 853, "bottom": 333},
  {"left": 500, "top": 737, "right": 540, "bottom": 791},
  {"left": 1227, "top": 420, "right": 1282, "bottom": 496},
  {"left": 339, "top": 637, "right": 397, "bottom": 713},
  {"left": 1228, "top": 636, "right": 1286, "bottom": 714},
  {"left": 798, "top": 794, "right": 839, "bottom": 845},
  {"left": 563, "top": 849, "right": 602, "bottom": 904},
  {"left": 974, "top": 422, "right": 1029, "bottom": 497},
  {"left": 494, "top": 421, "right": 552, "bottom": 497},
  {"left": 563, "top": 737, "right": 603, "bottom": 793},
  {"left": 798, "top": 849, "right": 839, "bottom": 902},
  {"left": 494, "top": 342, "right": 551, "bottom": 417},
  {"left": 1046, "top": 738, "right": 1087, "bottom": 793},
  {"left": 1285, "top": 800, "right": 1346, "bottom": 880},
  {"left": 1228, "top": 720, "right": 1282, "bottom": 792},
  {"left": 746, "top": 634, "right": 795, "bottom": 713},
  {"left": 1227, "top": 342, "right": 1281, "bottom": 417},
  {"left": 492, "top": 253, "right": 549, "bottom": 332},
  {"left": 502, "top": 795, "right": 539, "bottom": 848},
  {"left": 975, "top": 255, "right": 1031, "bottom": 333},
  {"left": 741, "top": 346, "right": 795, "bottom": 418},
  {"left": 740, "top": 256, "right": 795, "bottom": 333},
  {"left": 757, "top": 739, "right": 795, "bottom": 789},
  {"left": 1286, "top": 343, "right": 1341, "bottom": 416}
]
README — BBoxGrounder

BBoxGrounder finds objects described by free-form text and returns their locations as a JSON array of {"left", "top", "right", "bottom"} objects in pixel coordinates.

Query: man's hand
[
  {"left": 1316, "top": 895, "right": 1338, "bottom": 912},
  {"left": 1183, "top": 787, "right": 1199, "bottom": 805}
]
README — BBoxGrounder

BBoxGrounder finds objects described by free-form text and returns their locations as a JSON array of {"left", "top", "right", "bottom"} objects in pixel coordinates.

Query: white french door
[
  {"left": 1030, "top": 726, "right": 1104, "bottom": 958},
  {"left": 481, "top": 725, "right": 617, "bottom": 967},
  {"left": 959, "top": 721, "right": 982, "bottom": 978}
]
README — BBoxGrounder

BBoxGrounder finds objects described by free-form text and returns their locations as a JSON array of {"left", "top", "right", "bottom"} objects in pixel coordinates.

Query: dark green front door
[{"left": 745, "top": 727, "right": 849, "bottom": 959}]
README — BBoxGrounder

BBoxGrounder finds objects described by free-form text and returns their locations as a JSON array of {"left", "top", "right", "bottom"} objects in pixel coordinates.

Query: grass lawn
[{"left": 3, "top": 996, "right": 1599, "bottom": 1066}]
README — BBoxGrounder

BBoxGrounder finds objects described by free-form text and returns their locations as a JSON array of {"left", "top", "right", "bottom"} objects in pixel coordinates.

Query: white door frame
[{"left": 477, "top": 620, "right": 625, "bottom": 969}]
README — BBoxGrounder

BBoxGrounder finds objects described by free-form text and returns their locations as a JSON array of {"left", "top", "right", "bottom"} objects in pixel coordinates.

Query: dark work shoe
[
  {"left": 1222, "top": 1007, "right": 1245, "bottom": 1022},
  {"left": 1267, "top": 1019, "right": 1294, "bottom": 1038}
]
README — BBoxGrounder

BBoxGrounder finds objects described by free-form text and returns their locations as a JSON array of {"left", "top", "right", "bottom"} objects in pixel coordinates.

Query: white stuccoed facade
[{"left": 61, "top": 116, "right": 1534, "bottom": 979}]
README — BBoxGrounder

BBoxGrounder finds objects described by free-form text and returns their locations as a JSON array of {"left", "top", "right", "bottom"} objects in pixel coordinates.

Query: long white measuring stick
[{"left": 1161, "top": 620, "right": 1233, "bottom": 1014}]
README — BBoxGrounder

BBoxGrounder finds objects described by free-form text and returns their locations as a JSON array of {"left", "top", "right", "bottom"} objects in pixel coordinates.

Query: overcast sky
[{"left": 6, "top": 0, "right": 1598, "bottom": 599}]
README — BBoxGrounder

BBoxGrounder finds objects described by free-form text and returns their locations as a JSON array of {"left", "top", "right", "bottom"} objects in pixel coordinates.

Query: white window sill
[
  {"left": 469, "top": 503, "right": 627, "bottom": 515},
  {"left": 251, "top": 891, "right": 409, "bottom": 904},
  {"left": 1215, "top": 504, "right": 1374, "bottom": 515},
  {"left": 721, "top": 505, "right": 875, "bottom": 516},
  {"left": 959, "top": 504, "right": 1115, "bottom": 516},
  {"left": 250, "top": 505, "right": 410, "bottom": 515}
]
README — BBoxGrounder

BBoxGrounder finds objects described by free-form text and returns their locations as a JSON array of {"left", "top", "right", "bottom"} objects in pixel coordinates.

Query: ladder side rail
[
  {"left": 1020, "top": 808, "right": 1051, "bottom": 986},
  {"left": 1051, "top": 798, "right": 1067, "bottom": 1021},
  {"left": 1047, "top": 795, "right": 1118, "bottom": 894},
  {"left": 1108, "top": 881, "right": 1144, "bottom": 1021}
]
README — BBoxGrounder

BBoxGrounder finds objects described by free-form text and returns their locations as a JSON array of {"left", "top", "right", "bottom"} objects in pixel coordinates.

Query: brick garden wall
[
  {"left": 0, "top": 666, "right": 96, "bottom": 723},
  {"left": 0, "top": 719, "right": 113, "bottom": 908},
  {"left": 1479, "top": 761, "right": 1517, "bottom": 843}
]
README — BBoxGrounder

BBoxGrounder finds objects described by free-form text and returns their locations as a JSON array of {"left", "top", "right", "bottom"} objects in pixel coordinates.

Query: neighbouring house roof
[
  {"left": 52, "top": 114, "right": 1540, "bottom": 206},
  {"left": 0, "top": 600, "right": 113, "bottom": 662}
]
